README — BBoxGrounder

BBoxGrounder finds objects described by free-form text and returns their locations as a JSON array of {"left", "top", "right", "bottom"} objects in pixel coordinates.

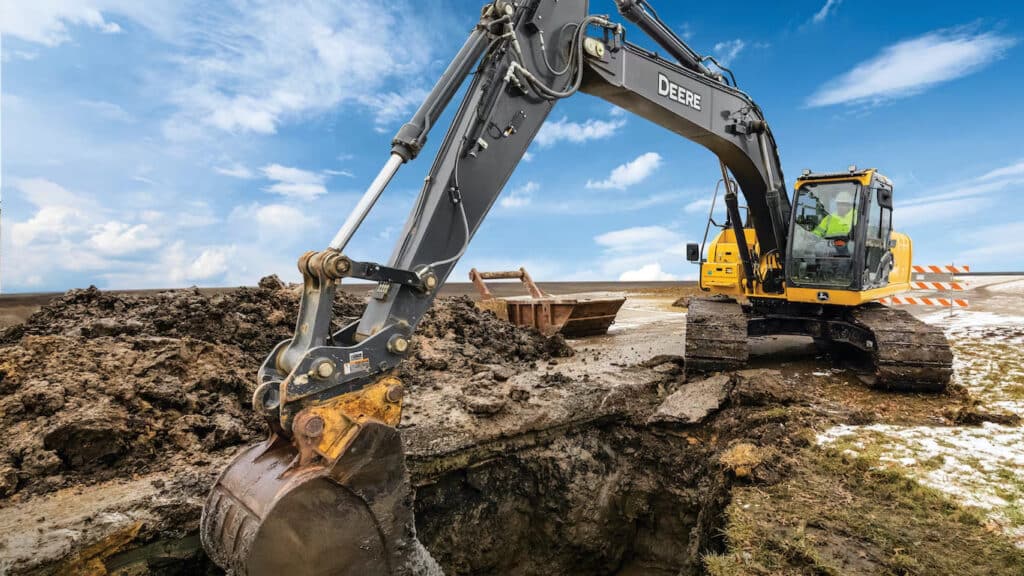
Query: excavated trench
[
  {"left": 0, "top": 280, "right": 806, "bottom": 575},
  {"left": 408, "top": 367, "right": 802, "bottom": 576},
  {"left": 414, "top": 424, "right": 728, "bottom": 576}
]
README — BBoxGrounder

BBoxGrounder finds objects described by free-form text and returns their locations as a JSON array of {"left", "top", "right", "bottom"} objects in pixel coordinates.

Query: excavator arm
[{"left": 202, "top": 2, "right": 790, "bottom": 574}]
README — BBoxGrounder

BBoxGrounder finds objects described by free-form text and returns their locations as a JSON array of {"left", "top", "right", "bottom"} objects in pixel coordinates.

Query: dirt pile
[{"left": 0, "top": 279, "right": 571, "bottom": 502}]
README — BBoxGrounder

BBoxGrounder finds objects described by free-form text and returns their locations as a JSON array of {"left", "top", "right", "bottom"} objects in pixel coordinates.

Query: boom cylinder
[{"left": 391, "top": 27, "right": 490, "bottom": 161}]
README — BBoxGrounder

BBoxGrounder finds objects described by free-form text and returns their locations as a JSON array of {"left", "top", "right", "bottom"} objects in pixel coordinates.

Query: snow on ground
[{"left": 819, "top": 300, "right": 1024, "bottom": 547}]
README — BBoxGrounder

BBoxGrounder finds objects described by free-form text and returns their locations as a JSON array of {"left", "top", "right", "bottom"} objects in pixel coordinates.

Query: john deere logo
[{"left": 817, "top": 291, "right": 830, "bottom": 302}]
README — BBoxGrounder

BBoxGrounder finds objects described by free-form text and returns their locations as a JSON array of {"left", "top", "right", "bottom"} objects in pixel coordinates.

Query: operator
[{"left": 814, "top": 190, "right": 856, "bottom": 238}]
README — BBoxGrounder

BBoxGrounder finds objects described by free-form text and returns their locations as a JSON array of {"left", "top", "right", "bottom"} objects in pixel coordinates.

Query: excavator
[{"left": 200, "top": 0, "right": 953, "bottom": 573}]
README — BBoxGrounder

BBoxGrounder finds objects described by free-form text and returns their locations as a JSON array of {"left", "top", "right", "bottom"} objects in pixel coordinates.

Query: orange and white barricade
[{"left": 883, "top": 263, "right": 969, "bottom": 312}]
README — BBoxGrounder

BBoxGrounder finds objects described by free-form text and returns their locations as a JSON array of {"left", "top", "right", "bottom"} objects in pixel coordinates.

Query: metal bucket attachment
[
  {"left": 201, "top": 377, "right": 436, "bottom": 576},
  {"left": 469, "top": 267, "right": 626, "bottom": 337}
]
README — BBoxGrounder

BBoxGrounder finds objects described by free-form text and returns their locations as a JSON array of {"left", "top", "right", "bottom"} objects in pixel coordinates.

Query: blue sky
[{"left": 2, "top": 0, "right": 1021, "bottom": 292}]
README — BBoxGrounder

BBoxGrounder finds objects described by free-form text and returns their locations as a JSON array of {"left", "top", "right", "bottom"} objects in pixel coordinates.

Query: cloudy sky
[{"left": 2, "top": 0, "right": 1021, "bottom": 292}]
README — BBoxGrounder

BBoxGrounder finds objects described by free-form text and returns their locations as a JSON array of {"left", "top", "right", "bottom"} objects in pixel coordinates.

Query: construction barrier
[
  {"left": 884, "top": 263, "right": 970, "bottom": 310},
  {"left": 911, "top": 281, "right": 967, "bottom": 291},
  {"left": 912, "top": 265, "right": 970, "bottom": 274},
  {"left": 879, "top": 296, "right": 969, "bottom": 307}
]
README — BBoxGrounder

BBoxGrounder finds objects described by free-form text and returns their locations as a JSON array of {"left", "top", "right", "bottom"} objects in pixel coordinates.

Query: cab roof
[{"left": 795, "top": 167, "right": 879, "bottom": 188}]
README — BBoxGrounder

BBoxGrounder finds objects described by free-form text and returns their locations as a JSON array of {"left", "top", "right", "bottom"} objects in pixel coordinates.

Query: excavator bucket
[
  {"left": 201, "top": 377, "right": 436, "bottom": 576},
  {"left": 469, "top": 267, "right": 626, "bottom": 337}
]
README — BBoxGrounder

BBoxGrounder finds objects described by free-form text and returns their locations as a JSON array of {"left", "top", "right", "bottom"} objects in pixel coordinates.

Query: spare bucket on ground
[{"left": 468, "top": 267, "right": 626, "bottom": 337}]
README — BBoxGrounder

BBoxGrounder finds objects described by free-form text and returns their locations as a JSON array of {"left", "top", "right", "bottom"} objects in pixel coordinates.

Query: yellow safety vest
[{"left": 814, "top": 209, "right": 855, "bottom": 237}]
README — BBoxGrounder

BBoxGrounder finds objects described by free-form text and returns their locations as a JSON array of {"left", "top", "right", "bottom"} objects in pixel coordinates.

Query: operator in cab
[{"left": 813, "top": 190, "right": 856, "bottom": 238}]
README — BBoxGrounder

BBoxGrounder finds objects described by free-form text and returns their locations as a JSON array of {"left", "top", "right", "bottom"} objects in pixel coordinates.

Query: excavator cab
[{"left": 787, "top": 167, "right": 896, "bottom": 291}]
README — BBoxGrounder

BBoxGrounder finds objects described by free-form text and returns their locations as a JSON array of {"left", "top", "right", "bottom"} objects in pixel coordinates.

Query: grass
[{"left": 705, "top": 447, "right": 1024, "bottom": 576}]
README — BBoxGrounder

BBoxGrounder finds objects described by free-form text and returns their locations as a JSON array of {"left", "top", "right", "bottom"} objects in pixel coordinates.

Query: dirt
[{"left": 1, "top": 282, "right": 1021, "bottom": 575}]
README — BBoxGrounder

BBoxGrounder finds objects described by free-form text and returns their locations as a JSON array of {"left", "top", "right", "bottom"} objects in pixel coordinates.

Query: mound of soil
[{"left": 0, "top": 278, "right": 571, "bottom": 501}]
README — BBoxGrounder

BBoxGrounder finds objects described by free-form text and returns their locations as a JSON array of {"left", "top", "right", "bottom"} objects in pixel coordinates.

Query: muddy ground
[{"left": 0, "top": 279, "right": 1022, "bottom": 575}]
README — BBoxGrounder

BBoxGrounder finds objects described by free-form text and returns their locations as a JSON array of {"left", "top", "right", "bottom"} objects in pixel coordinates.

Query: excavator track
[
  {"left": 684, "top": 297, "right": 749, "bottom": 373},
  {"left": 849, "top": 303, "right": 953, "bottom": 392}
]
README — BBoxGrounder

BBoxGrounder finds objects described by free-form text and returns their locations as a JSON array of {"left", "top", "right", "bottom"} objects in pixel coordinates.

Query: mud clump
[{"left": 0, "top": 281, "right": 572, "bottom": 503}]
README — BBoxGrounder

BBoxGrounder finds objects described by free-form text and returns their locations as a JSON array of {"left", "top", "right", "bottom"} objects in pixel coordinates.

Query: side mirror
[
  {"left": 686, "top": 242, "right": 701, "bottom": 262},
  {"left": 877, "top": 188, "right": 893, "bottom": 209}
]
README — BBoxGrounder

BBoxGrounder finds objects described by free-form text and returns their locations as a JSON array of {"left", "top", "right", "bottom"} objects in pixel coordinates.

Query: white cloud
[
  {"left": 11, "top": 177, "right": 82, "bottom": 206},
  {"left": 88, "top": 221, "right": 162, "bottom": 256},
  {"left": 1, "top": 50, "right": 40, "bottom": 62},
  {"left": 500, "top": 181, "right": 537, "bottom": 209},
  {"left": 215, "top": 163, "right": 256, "bottom": 179},
  {"left": 79, "top": 99, "right": 133, "bottom": 122},
  {"left": 593, "top": 225, "right": 695, "bottom": 281},
  {"left": 712, "top": 39, "right": 746, "bottom": 66},
  {"left": 619, "top": 263, "right": 677, "bottom": 281},
  {"left": 684, "top": 198, "right": 713, "bottom": 214},
  {"left": 896, "top": 197, "right": 991, "bottom": 228},
  {"left": 595, "top": 225, "right": 680, "bottom": 252},
  {"left": 808, "top": 29, "right": 1017, "bottom": 107},
  {"left": 979, "top": 160, "right": 1024, "bottom": 181},
  {"left": 261, "top": 163, "right": 327, "bottom": 200},
  {"left": 899, "top": 158, "right": 1024, "bottom": 212},
  {"left": 586, "top": 152, "right": 662, "bottom": 190},
  {"left": 811, "top": 0, "right": 842, "bottom": 24},
  {"left": 956, "top": 221, "right": 1024, "bottom": 265},
  {"left": 10, "top": 205, "right": 82, "bottom": 248},
  {"left": 230, "top": 202, "right": 317, "bottom": 235},
  {"left": 160, "top": 1, "right": 444, "bottom": 137},
  {"left": 8, "top": 179, "right": 94, "bottom": 248},
  {"left": 534, "top": 116, "right": 626, "bottom": 148},
  {"left": 186, "top": 246, "right": 234, "bottom": 280},
  {"left": 324, "top": 169, "right": 355, "bottom": 178},
  {"left": 1, "top": 1, "right": 122, "bottom": 46}
]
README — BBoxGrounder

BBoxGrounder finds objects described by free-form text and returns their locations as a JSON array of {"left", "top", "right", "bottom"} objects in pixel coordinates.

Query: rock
[
  {"left": 672, "top": 296, "right": 691, "bottom": 308},
  {"left": 461, "top": 395, "right": 507, "bottom": 415},
  {"left": 947, "top": 406, "right": 1022, "bottom": 427},
  {"left": 82, "top": 318, "right": 144, "bottom": 338},
  {"left": 19, "top": 380, "right": 66, "bottom": 416},
  {"left": 731, "top": 369, "right": 796, "bottom": 406},
  {"left": 258, "top": 275, "right": 285, "bottom": 290},
  {"left": 509, "top": 387, "right": 530, "bottom": 402},
  {"left": 471, "top": 370, "right": 495, "bottom": 383},
  {"left": 490, "top": 365, "right": 514, "bottom": 382},
  {"left": 0, "top": 466, "right": 17, "bottom": 496},
  {"left": 22, "top": 449, "right": 62, "bottom": 476},
  {"left": 43, "top": 409, "right": 130, "bottom": 469},
  {"left": 541, "top": 372, "right": 574, "bottom": 387},
  {"left": 543, "top": 334, "right": 575, "bottom": 358},
  {"left": 648, "top": 374, "right": 732, "bottom": 425}
]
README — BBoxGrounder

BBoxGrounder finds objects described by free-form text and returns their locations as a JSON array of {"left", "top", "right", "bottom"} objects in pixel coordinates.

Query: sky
[{"left": 1, "top": 0, "right": 1021, "bottom": 292}]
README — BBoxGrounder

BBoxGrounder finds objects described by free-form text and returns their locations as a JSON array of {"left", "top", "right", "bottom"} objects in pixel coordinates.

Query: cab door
[{"left": 861, "top": 181, "right": 894, "bottom": 289}]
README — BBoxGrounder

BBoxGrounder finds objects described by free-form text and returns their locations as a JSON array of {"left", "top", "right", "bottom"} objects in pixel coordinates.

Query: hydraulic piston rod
[{"left": 329, "top": 153, "right": 404, "bottom": 251}]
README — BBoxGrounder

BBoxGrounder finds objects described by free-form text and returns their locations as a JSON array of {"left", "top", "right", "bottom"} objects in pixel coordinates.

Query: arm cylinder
[{"left": 614, "top": 0, "right": 716, "bottom": 79}]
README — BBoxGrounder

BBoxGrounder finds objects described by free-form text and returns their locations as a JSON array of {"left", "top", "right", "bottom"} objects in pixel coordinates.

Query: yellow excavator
[
  {"left": 200, "top": 0, "right": 952, "bottom": 573},
  {"left": 685, "top": 166, "right": 952, "bottom": 390}
]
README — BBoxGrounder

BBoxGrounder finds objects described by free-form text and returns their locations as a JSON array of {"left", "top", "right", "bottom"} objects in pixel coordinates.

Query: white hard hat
[{"left": 836, "top": 190, "right": 854, "bottom": 204}]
